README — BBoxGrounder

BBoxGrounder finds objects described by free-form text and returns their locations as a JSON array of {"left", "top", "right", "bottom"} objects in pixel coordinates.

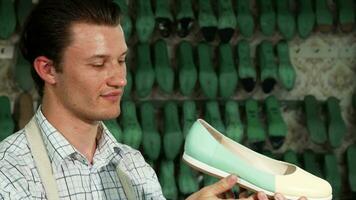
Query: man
[{"left": 0, "top": 0, "right": 304, "bottom": 199}]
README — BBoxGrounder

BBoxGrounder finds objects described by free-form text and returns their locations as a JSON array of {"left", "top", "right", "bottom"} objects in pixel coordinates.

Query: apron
[{"left": 24, "top": 117, "right": 136, "bottom": 200}]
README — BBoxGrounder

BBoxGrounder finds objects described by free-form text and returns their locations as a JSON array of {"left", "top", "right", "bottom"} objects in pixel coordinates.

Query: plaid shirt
[{"left": 0, "top": 108, "right": 165, "bottom": 200}]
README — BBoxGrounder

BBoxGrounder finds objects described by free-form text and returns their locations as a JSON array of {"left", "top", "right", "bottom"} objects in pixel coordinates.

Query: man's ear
[{"left": 33, "top": 56, "right": 58, "bottom": 85}]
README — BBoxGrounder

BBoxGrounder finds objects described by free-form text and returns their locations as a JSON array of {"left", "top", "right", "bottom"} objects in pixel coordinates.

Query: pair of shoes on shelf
[
  {"left": 258, "top": 40, "right": 296, "bottom": 93},
  {"left": 245, "top": 97, "right": 288, "bottom": 151},
  {"left": 140, "top": 102, "right": 161, "bottom": 161},
  {"left": 0, "top": 0, "right": 16, "bottom": 39},
  {"left": 183, "top": 119, "right": 332, "bottom": 200},
  {"left": 0, "top": 96, "right": 15, "bottom": 142},
  {"left": 304, "top": 96, "right": 346, "bottom": 147},
  {"left": 198, "top": 0, "right": 236, "bottom": 42}
]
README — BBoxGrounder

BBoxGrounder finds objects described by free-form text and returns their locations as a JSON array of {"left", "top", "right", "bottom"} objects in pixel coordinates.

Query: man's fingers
[{"left": 204, "top": 175, "right": 237, "bottom": 196}]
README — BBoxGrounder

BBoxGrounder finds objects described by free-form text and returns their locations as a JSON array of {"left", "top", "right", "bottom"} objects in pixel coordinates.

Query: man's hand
[{"left": 186, "top": 175, "right": 308, "bottom": 200}]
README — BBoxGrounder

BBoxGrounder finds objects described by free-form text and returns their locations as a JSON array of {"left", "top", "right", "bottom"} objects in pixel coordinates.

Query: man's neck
[{"left": 41, "top": 94, "right": 99, "bottom": 164}]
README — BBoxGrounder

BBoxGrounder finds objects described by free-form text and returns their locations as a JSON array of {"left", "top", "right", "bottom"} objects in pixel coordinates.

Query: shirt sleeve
[{"left": 0, "top": 158, "right": 33, "bottom": 200}]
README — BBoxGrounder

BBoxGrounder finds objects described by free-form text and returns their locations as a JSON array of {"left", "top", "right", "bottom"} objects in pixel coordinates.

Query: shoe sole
[{"left": 182, "top": 152, "right": 332, "bottom": 200}]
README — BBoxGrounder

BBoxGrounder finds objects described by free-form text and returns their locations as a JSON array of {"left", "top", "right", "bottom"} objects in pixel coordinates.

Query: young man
[{"left": 0, "top": 0, "right": 303, "bottom": 199}]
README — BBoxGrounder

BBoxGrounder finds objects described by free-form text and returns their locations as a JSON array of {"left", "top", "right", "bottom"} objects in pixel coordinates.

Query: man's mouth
[{"left": 100, "top": 90, "right": 122, "bottom": 101}]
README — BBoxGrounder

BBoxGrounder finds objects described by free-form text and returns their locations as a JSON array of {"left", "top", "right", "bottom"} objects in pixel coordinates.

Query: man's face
[{"left": 54, "top": 23, "right": 127, "bottom": 122}]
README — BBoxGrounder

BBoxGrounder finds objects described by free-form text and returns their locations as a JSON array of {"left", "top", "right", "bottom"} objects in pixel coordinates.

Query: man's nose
[{"left": 108, "top": 65, "right": 127, "bottom": 87}]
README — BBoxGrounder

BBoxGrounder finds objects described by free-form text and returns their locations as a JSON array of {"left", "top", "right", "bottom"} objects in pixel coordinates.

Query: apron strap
[
  {"left": 116, "top": 166, "right": 136, "bottom": 200},
  {"left": 24, "top": 117, "right": 60, "bottom": 200}
]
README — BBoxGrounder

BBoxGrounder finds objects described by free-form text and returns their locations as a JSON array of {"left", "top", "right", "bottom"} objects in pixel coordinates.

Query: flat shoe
[
  {"left": 178, "top": 41, "right": 197, "bottom": 96},
  {"left": 183, "top": 119, "right": 332, "bottom": 200},
  {"left": 140, "top": 102, "right": 161, "bottom": 161},
  {"left": 198, "top": 42, "right": 218, "bottom": 99},
  {"left": 218, "top": 43, "right": 238, "bottom": 98},
  {"left": 154, "top": 39, "right": 174, "bottom": 94}
]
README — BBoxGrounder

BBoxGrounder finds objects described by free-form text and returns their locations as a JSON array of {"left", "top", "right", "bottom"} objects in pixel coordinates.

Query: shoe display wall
[{"left": 0, "top": 0, "right": 355, "bottom": 199}]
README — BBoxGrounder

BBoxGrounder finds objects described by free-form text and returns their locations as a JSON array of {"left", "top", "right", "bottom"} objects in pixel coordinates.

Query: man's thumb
[{"left": 206, "top": 175, "right": 238, "bottom": 195}]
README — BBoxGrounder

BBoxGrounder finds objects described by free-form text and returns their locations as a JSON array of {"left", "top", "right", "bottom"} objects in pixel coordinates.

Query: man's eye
[
  {"left": 118, "top": 60, "right": 126, "bottom": 64},
  {"left": 92, "top": 63, "right": 104, "bottom": 67}
]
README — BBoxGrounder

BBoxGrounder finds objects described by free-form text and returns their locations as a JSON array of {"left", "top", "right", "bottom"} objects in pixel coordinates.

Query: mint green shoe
[
  {"left": 245, "top": 98, "right": 265, "bottom": 151},
  {"left": 178, "top": 41, "right": 197, "bottom": 96},
  {"left": 120, "top": 101, "right": 142, "bottom": 149},
  {"left": 347, "top": 144, "right": 356, "bottom": 192},
  {"left": 315, "top": 0, "right": 333, "bottom": 33},
  {"left": 276, "top": 0, "right": 295, "bottom": 40},
  {"left": 217, "top": 0, "right": 236, "bottom": 43},
  {"left": 154, "top": 39, "right": 174, "bottom": 94},
  {"left": 218, "top": 43, "right": 238, "bottom": 98},
  {"left": 122, "top": 65, "right": 132, "bottom": 99},
  {"left": 304, "top": 95, "right": 327, "bottom": 144},
  {"left": 237, "top": 40, "right": 256, "bottom": 92},
  {"left": 0, "top": 96, "right": 15, "bottom": 142},
  {"left": 135, "top": 43, "right": 155, "bottom": 98},
  {"left": 136, "top": 0, "right": 155, "bottom": 42},
  {"left": 258, "top": 40, "right": 278, "bottom": 93},
  {"left": 140, "top": 102, "right": 161, "bottom": 161},
  {"left": 225, "top": 100, "right": 243, "bottom": 143},
  {"left": 236, "top": 0, "right": 255, "bottom": 38},
  {"left": 182, "top": 101, "right": 197, "bottom": 138},
  {"left": 159, "top": 160, "right": 178, "bottom": 200},
  {"left": 176, "top": 0, "right": 194, "bottom": 37},
  {"left": 113, "top": 0, "right": 132, "bottom": 41},
  {"left": 325, "top": 97, "right": 346, "bottom": 148},
  {"left": 297, "top": 0, "right": 315, "bottom": 38},
  {"left": 303, "top": 151, "right": 323, "bottom": 179},
  {"left": 198, "top": 42, "right": 218, "bottom": 99},
  {"left": 103, "top": 119, "right": 122, "bottom": 143},
  {"left": 155, "top": 0, "right": 173, "bottom": 37},
  {"left": 163, "top": 102, "right": 183, "bottom": 160},
  {"left": 183, "top": 119, "right": 332, "bottom": 200},
  {"left": 0, "top": 0, "right": 16, "bottom": 39},
  {"left": 336, "top": 0, "right": 355, "bottom": 32},
  {"left": 15, "top": 52, "right": 34, "bottom": 92},
  {"left": 198, "top": 0, "right": 218, "bottom": 41},
  {"left": 16, "top": 0, "right": 33, "bottom": 28},
  {"left": 205, "top": 101, "right": 225, "bottom": 133},
  {"left": 265, "top": 95, "right": 287, "bottom": 149},
  {"left": 324, "top": 154, "right": 341, "bottom": 199},
  {"left": 277, "top": 41, "right": 296, "bottom": 91},
  {"left": 258, "top": 0, "right": 276, "bottom": 36},
  {"left": 178, "top": 160, "right": 199, "bottom": 195},
  {"left": 283, "top": 150, "right": 301, "bottom": 167}
]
